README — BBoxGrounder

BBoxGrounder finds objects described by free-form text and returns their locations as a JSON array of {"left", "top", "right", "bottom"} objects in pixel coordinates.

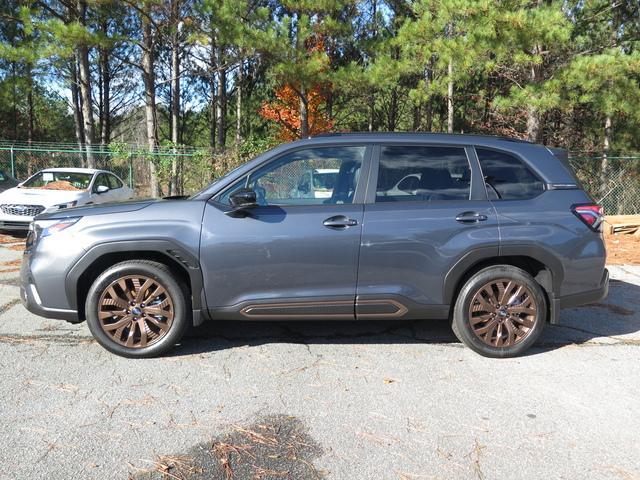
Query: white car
[{"left": 0, "top": 168, "right": 134, "bottom": 231}]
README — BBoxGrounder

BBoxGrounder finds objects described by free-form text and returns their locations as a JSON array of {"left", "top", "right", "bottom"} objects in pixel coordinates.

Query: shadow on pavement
[{"left": 169, "top": 279, "right": 640, "bottom": 357}]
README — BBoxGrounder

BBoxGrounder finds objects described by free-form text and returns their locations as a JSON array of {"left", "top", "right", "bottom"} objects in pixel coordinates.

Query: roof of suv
[{"left": 312, "top": 132, "right": 533, "bottom": 144}]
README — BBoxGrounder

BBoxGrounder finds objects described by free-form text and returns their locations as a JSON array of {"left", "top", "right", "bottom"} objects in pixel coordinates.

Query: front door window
[{"left": 218, "top": 146, "right": 366, "bottom": 206}]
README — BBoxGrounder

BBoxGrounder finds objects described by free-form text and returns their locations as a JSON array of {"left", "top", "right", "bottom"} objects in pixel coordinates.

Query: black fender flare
[
  {"left": 442, "top": 244, "right": 565, "bottom": 305},
  {"left": 65, "top": 240, "right": 205, "bottom": 314}
]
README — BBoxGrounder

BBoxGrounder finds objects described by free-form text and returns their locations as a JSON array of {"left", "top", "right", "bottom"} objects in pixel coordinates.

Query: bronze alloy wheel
[
  {"left": 98, "top": 275, "right": 174, "bottom": 348},
  {"left": 468, "top": 278, "right": 538, "bottom": 347}
]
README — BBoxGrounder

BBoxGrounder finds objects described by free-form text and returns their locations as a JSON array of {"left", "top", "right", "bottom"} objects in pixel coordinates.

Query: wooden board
[{"left": 604, "top": 215, "right": 640, "bottom": 235}]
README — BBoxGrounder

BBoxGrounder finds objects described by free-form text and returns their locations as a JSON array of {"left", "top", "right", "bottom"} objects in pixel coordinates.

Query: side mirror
[
  {"left": 96, "top": 185, "right": 109, "bottom": 194},
  {"left": 226, "top": 188, "right": 258, "bottom": 217}
]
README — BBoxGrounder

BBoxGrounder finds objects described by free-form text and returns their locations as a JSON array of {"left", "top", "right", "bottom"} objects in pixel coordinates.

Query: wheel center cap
[
  {"left": 131, "top": 306, "right": 142, "bottom": 316},
  {"left": 498, "top": 308, "right": 508, "bottom": 317}
]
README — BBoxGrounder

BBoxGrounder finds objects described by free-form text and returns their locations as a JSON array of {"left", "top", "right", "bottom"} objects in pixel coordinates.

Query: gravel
[{"left": 0, "top": 238, "right": 639, "bottom": 480}]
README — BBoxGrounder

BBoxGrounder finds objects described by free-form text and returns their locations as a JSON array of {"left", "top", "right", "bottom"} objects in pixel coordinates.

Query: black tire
[
  {"left": 451, "top": 265, "right": 547, "bottom": 358},
  {"left": 85, "top": 260, "right": 191, "bottom": 358}
]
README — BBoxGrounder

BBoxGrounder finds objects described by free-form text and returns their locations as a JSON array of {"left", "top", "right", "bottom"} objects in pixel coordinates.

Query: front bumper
[
  {"left": 0, "top": 220, "right": 31, "bottom": 231},
  {"left": 20, "top": 252, "right": 80, "bottom": 322}
]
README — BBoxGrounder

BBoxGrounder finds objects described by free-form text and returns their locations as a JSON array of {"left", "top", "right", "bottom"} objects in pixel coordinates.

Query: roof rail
[{"left": 311, "top": 131, "right": 532, "bottom": 143}]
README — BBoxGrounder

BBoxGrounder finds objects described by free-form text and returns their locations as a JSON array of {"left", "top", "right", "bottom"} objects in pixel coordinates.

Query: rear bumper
[
  {"left": 559, "top": 268, "right": 610, "bottom": 309},
  {"left": 549, "top": 268, "right": 609, "bottom": 324}
]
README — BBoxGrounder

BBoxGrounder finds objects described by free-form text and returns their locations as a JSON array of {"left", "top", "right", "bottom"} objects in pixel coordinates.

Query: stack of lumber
[{"left": 604, "top": 215, "right": 640, "bottom": 235}]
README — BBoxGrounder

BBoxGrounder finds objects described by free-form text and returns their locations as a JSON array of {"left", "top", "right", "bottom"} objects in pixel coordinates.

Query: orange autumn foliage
[
  {"left": 259, "top": 83, "right": 333, "bottom": 141},
  {"left": 259, "top": 34, "right": 333, "bottom": 140}
]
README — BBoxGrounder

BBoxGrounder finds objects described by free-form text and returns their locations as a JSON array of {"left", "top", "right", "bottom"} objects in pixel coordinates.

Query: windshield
[{"left": 21, "top": 171, "right": 93, "bottom": 191}]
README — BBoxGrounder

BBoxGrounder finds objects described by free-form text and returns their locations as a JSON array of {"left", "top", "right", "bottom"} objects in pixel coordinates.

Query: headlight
[
  {"left": 54, "top": 200, "right": 78, "bottom": 209},
  {"left": 36, "top": 217, "right": 81, "bottom": 237}
]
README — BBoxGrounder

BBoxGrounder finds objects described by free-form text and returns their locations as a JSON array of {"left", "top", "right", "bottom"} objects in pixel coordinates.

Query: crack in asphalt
[
  {"left": 0, "top": 333, "right": 95, "bottom": 346},
  {"left": 0, "top": 298, "right": 21, "bottom": 315}
]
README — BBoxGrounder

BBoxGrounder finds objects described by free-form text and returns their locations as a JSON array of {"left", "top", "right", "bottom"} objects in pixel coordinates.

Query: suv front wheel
[
  {"left": 452, "top": 265, "right": 547, "bottom": 358},
  {"left": 85, "top": 260, "right": 190, "bottom": 358}
]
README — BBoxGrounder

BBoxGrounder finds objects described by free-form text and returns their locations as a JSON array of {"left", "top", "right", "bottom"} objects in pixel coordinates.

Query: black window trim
[
  {"left": 364, "top": 143, "right": 485, "bottom": 205},
  {"left": 473, "top": 146, "right": 546, "bottom": 202},
  {"left": 212, "top": 143, "right": 374, "bottom": 209}
]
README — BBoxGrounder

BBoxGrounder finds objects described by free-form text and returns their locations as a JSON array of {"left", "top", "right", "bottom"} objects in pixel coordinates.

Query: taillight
[{"left": 572, "top": 204, "right": 603, "bottom": 231}]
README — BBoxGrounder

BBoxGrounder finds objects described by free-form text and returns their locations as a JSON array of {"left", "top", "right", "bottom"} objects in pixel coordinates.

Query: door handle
[
  {"left": 323, "top": 215, "right": 358, "bottom": 229},
  {"left": 455, "top": 211, "right": 488, "bottom": 223}
]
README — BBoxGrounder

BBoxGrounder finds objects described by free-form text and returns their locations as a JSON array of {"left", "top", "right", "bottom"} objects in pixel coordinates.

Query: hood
[
  {"left": 35, "top": 198, "right": 166, "bottom": 221},
  {"left": 0, "top": 187, "right": 86, "bottom": 207}
]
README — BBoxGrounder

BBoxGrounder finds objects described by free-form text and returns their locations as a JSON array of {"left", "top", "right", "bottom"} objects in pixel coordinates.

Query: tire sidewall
[
  {"left": 452, "top": 266, "right": 547, "bottom": 358},
  {"left": 85, "top": 261, "right": 189, "bottom": 358}
]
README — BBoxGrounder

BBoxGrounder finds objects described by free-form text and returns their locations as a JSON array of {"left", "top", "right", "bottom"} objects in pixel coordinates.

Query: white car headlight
[{"left": 36, "top": 217, "right": 81, "bottom": 237}]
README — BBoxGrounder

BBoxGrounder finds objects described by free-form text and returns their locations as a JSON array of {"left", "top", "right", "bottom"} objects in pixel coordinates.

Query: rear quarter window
[{"left": 476, "top": 148, "right": 544, "bottom": 200}]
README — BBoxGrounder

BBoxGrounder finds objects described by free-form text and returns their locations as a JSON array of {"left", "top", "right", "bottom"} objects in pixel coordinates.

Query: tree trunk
[
  {"left": 388, "top": 88, "right": 398, "bottom": 131},
  {"left": 412, "top": 105, "right": 420, "bottom": 131},
  {"left": 235, "top": 58, "right": 243, "bottom": 148},
  {"left": 216, "top": 44, "right": 227, "bottom": 151},
  {"left": 99, "top": 21, "right": 111, "bottom": 146},
  {"left": 170, "top": 0, "right": 181, "bottom": 195},
  {"left": 526, "top": 49, "right": 543, "bottom": 143},
  {"left": 141, "top": 9, "right": 159, "bottom": 197},
  {"left": 70, "top": 60, "right": 85, "bottom": 163},
  {"left": 600, "top": 115, "right": 612, "bottom": 198},
  {"left": 299, "top": 87, "right": 309, "bottom": 139},
  {"left": 26, "top": 65, "right": 34, "bottom": 145},
  {"left": 209, "top": 32, "right": 216, "bottom": 150},
  {"left": 447, "top": 59, "right": 454, "bottom": 134},
  {"left": 425, "top": 57, "right": 434, "bottom": 131},
  {"left": 11, "top": 63, "right": 18, "bottom": 140},
  {"left": 77, "top": 0, "right": 96, "bottom": 167}
]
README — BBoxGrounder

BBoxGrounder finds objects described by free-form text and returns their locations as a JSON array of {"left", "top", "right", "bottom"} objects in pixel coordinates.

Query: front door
[
  {"left": 200, "top": 145, "right": 370, "bottom": 320},
  {"left": 356, "top": 144, "right": 500, "bottom": 319}
]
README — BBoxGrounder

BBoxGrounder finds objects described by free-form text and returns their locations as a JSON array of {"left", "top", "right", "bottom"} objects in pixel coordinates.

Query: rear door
[{"left": 356, "top": 144, "right": 500, "bottom": 319}]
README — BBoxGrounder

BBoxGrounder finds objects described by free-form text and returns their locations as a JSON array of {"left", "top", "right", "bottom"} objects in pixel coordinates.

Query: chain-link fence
[
  {"left": 0, "top": 142, "right": 639, "bottom": 214},
  {"left": 569, "top": 156, "right": 640, "bottom": 215},
  {"left": 0, "top": 141, "right": 248, "bottom": 198}
]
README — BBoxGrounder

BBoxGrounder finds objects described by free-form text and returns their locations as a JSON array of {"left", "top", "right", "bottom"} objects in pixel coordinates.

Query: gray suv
[{"left": 20, "top": 133, "right": 609, "bottom": 358}]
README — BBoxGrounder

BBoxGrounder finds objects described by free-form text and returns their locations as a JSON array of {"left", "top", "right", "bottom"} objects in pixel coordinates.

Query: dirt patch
[
  {"left": 605, "top": 233, "right": 640, "bottom": 265},
  {"left": 28, "top": 181, "right": 85, "bottom": 191},
  {"left": 585, "top": 302, "right": 635, "bottom": 316},
  {"left": 0, "top": 234, "right": 25, "bottom": 244},
  {"left": 1, "top": 259, "right": 21, "bottom": 267},
  {"left": 131, "top": 414, "right": 324, "bottom": 480}
]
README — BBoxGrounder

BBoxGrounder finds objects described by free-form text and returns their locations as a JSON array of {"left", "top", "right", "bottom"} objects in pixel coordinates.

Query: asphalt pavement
[{"left": 0, "top": 236, "right": 639, "bottom": 480}]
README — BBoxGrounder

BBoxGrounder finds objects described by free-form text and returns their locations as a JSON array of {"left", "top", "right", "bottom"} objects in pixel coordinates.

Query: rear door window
[
  {"left": 476, "top": 148, "right": 544, "bottom": 200},
  {"left": 375, "top": 145, "right": 471, "bottom": 202}
]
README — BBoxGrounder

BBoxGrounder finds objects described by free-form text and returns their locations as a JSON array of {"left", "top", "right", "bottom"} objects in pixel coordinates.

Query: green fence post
[
  {"left": 128, "top": 158, "right": 133, "bottom": 189},
  {"left": 10, "top": 146, "right": 15, "bottom": 178}
]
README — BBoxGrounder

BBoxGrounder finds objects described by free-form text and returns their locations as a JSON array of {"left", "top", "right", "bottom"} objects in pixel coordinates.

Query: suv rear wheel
[
  {"left": 452, "top": 265, "right": 547, "bottom": 358},
  {"left": 85, "top": 260, "right": 190, "bottom": 358}
]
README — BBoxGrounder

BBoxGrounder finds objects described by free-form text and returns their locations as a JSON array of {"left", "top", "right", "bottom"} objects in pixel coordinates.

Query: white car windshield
[{"left": 21, "top": 171, "right": 93, "bottom": 191}]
